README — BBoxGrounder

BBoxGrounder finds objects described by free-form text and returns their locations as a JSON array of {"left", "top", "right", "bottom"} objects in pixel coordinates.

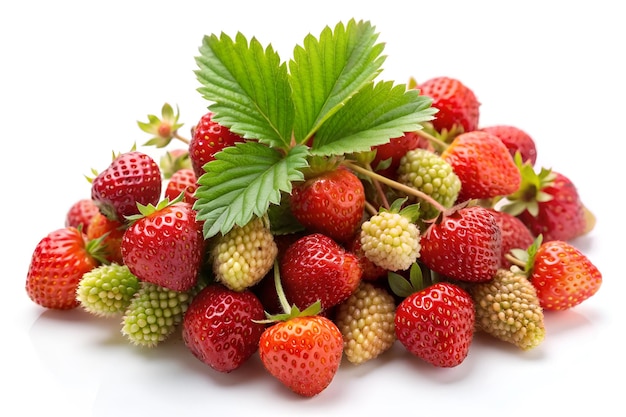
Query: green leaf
[
  {"left": 195, "top": 32, "right": 294, "bottom": 150},
  {"left": 289, "top": 19, "right": 386, "bottom": 144},
  {"left": 194, "top": 142, "right": 309, "bottom": 238},
  {"left": 309, "top": 81, "right": 436, "bottom": 156}
]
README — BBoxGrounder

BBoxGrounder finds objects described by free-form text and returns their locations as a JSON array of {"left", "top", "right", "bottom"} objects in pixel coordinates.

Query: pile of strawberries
[{"left": 25, "top": 23, "right": 603, "bottom": 398}]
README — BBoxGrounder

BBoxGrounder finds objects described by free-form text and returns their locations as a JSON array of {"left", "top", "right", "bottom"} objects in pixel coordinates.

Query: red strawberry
[
  {"left": 65, "top": 198, "right": 99, "bottom": 233},
  {"left": 121, "top": 200, "right": 205, "bottom": 292},
  {"left": 415, "top": 76, "right": 480, "bottom": 133},
  {"left": 290, "top": 166, "right": 365, "bottom": 243},
  {"left": 371, "top": 131, "right": 429, "bottom": 178},
  {"left": 280, "top": 233, "right": 362, "bottom": 311},
  {"left": 90, "top": 151, "right": 162, "bottom": 222},
  {"left": 526, "top": 239, "right": 602, "bottom": 310},
  {"left": 395, "top": 282, "right": 475, "bottom": 367},
  {"left": 189, "top": 111, "right": 246, "bottom": 178},
  {"left": 259, "top": 314, "right": 343, "bottom": 397},
  {"left": 420, "top": 206, "right": 502, "bottom": 282},
  {"left": 514, "top": 171, "right": 590, "bottom": 242},
  {"left": 164, "top": 168, "right": 198, "bottom": 205},
  {"left": 26, "top": 227, "right": 104, "bottom": 310},
  {"left": 480, "top": 125, "right": 538, "bottom": 166},
  {"left": 441, "top": 130, "right": 521, "bottom": 202},
  {"left": 182, "top": 284, "right": 266, "bottom": 373},
  {"left": 86, "top": 211, "right": 125, "bottom": 265},
  {"left": 487, "top": 208, "right": 534, "bottom": 268}
]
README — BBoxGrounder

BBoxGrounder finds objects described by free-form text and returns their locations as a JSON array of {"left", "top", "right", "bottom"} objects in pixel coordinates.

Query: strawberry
[
  {"left": 211, "top": 216, "right": 277, "bottom": 292},
  {"left": 86, "top": 211, "right": 125, "bottom": 265},
  {"left": 359, "top": 199, "right": 421, "bottom": 271},
  {"left": 371, "top": 131, "right": 429, "bottom": 179},
  {"left": 419, "top": 205, "right": 502, "bottom": 282},
  {"left": 189, "top": 111, "right": 246, "bottom": 178},
  {"left": 395, "top": 281, "right": 475, "bottom": 367},
  {"left": 346, "top": 231, "right": 387, "bottom": 281},
  {"left": 122, "top": 280, "right": 202, "bottom": 347},
  {"left": 280, "top": 232, "right": 362, "bottom": 311},
  {"left": 76, "top": 263, "right": 139, "bottom": 317},
  {"left": 182, "top": 283, "right": 266, "bottom": 373},
  {"left": 65, "top": 198, "right": 99, "bottom": 233},
  {"left": 164, "top": 167, "right": 198, "bottom": 205},
  {"left": 512, "top": 237, "right": 602, "bottom": 311},
  {"left": 414, "top": 76, "right": 480, "bottom": 134},
  {"left": 397, "top": 147, "right": 462, "bottom": 220},
  {"left": 486, "top": 208, "right": 534, "bottom": 268},
  {"left": 470, "top": 268, "right": 545, "bottom": 350},
  {"left": 290, "top": 166, "right": 365, "bottom": 243},
  {"left": 257, "top": 264, "right": 344, "bottom": 397},
  {"left": 26, "top": 227, "right": 105, "bottom": 310},
  {"left": 334, "top": 281, "right": 397, "bottom": 364},
  {"left": 506, "top": 167, "right": 591, "bottom": 242},
  {"left": 90, "top": 150, "right": 162, "bottom": 222},
  {"left": 121, "top": 198, "right": 205, "bottom": 292},
  {"left": 260, "top": 313, "right": 343, "bottom": 397},
  {"left": 480, "top": 124, "right": 537, "bottom": 166},
  {"left": 441, "top": 130, "right": 521, "bottom": 203}
]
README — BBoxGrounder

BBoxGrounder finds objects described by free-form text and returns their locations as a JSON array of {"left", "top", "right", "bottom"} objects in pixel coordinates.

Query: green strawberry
[
  {"left": 121, "top": 281, "right": 203, "bottom": 347},
  {"left": 76, "top": 263, "right": 140, "bottom": 317},
  {"left": 397, "top": 147, "right": 461, "bottom": 220}
]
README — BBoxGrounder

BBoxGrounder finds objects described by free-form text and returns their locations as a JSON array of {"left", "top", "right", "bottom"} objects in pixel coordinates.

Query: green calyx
[
  {"left": 386, "top": 197, "right": 420, "bottom": 223},
  {"left": 507, "top": 234, "right": 543, "bottom": 277},
  {"left": 388, "top": 262, "right": 433, "bottom": 298},
  {"left": 84, "top": 231, "right": 114, "bottom": 265},
  {"left": 192, "top": 19, "right": 436, "bottom": 239},
  {"left": 500, "top": 152, "right": 556, "bottom": 217},
  {"left": 138, "top": 103, "right": 185, "bottom": 148},
  {"left": 159, "top": 150, "right": 192, "bottom": 179},
  {"left": 124, "top": 193, "right": 185, "bottom": 224}
]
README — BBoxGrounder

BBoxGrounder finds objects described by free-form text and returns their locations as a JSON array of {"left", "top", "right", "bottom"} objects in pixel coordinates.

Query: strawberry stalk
[
  {"left": 414, "top": 129, "right": 449, "bottom": 152},
  {"left": 342, "top": 159, "right": 447, "bottom": 214},
  {"left": 255, "top": 260, "right": 322, "bottom": 324}
]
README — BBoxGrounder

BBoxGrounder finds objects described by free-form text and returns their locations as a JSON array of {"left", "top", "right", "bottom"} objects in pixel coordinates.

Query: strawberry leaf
[
  {"left": 192, "top": 19, "right": 437, "bottom": 238},
  {"left": 310, "top": 81, "right": 435, "bottom": 156},
  {"left": 194, "top": 142, "right": 309, "bottom": 238},
  {"left": 289, "top": 19, "right": 385, "bottom": 144},
  {"left": 195, "top": 32, "right": 294, "bottom": 150}
]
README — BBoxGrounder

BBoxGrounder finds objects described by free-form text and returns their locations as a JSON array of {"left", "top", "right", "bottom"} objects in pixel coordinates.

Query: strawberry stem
[
  {"left": 172, "top": 131, "right": 190, "bottom": 145},
  {"left": 342, "top": 160, "right": 447, "bottom": 213},
  {"left": 273, "top": 260, "right": 292, "bottom": 315},
  {"left": 365, "top": 162, "right": 390, "bottom": 210},
  {"left": 364, "top": 201, "right": 379, "bottom": 216},
  {"left": 414, "top": 129, "right": 449, "bottom": 151}
]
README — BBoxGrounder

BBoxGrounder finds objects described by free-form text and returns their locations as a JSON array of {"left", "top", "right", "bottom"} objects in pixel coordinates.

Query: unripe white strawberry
[
  {"left": 469, "top": 268, "right": 545, "bottom": 350},
  {"left": 76, "top": 263, "right": 139, "bottom": 317},
  {"left": 360, "top": 199, "right": 421, "bottom": 271},
  {"left": 334, "top": 282, "right": 396, "bottom": 364},
  {"left": 211, "top": 215, "right": 278, "bottom": 292},
  {"left": 397, "top": 148, "right": 461, "bottom": 219}
]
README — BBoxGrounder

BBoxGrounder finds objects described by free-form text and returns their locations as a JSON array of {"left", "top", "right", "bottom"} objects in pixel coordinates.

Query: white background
[{"left": 2, "top": 1, "right": 623, "bottom": 416}]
